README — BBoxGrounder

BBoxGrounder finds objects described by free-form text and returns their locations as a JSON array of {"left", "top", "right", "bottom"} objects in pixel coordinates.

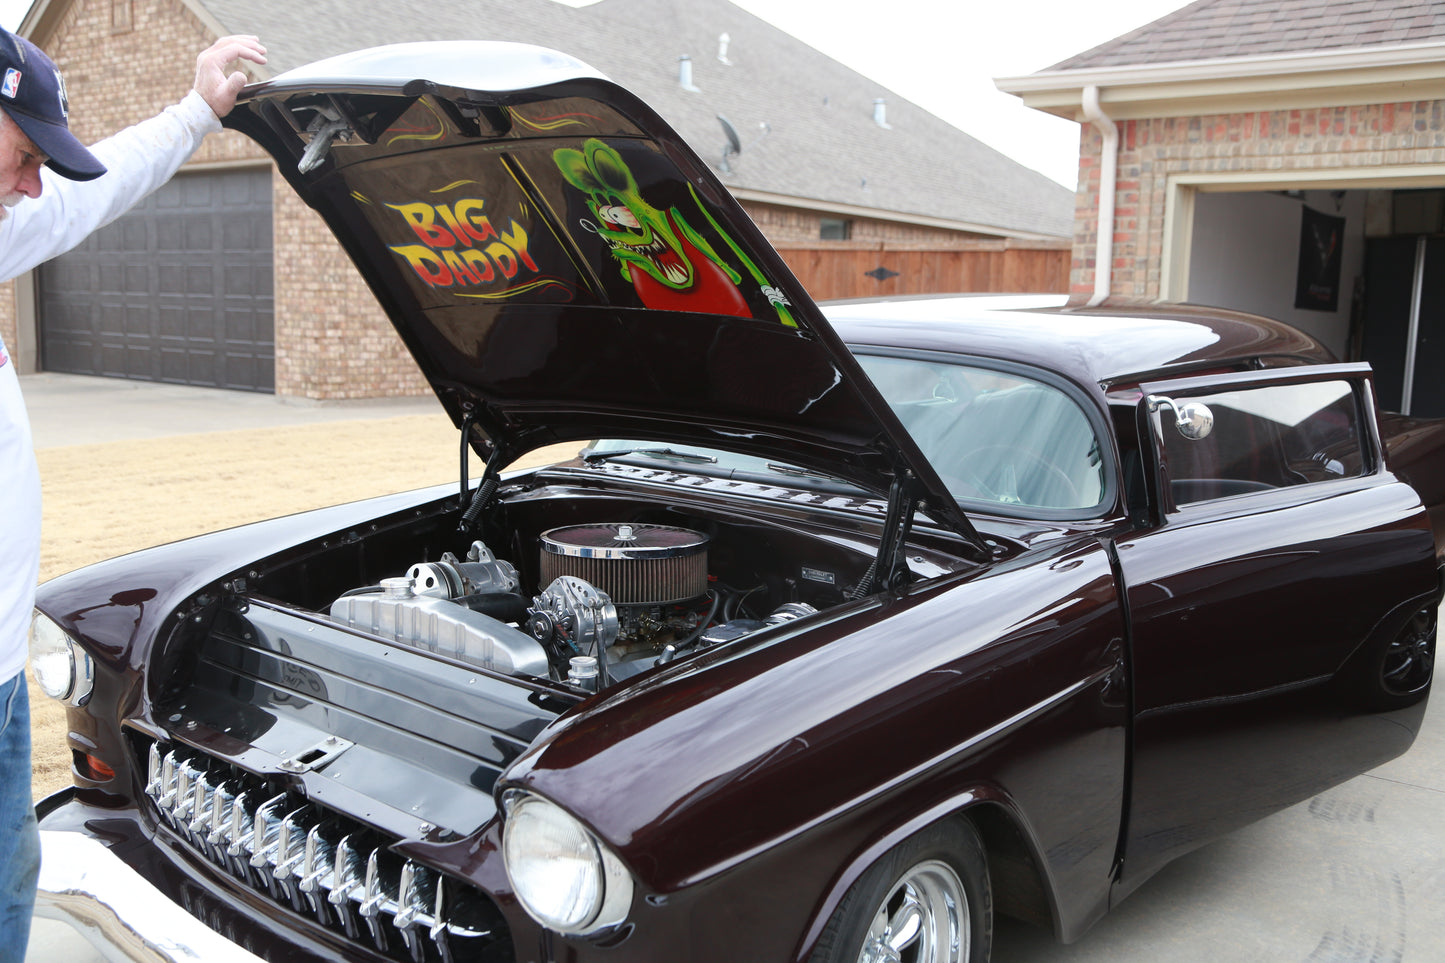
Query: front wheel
[{"left": 810, "top": 819, "right": 992, "bottom": 963}]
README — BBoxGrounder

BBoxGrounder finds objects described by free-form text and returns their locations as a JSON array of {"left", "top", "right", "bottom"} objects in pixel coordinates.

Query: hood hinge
[{"left": 849, "top": 473, "right": 918, "bottom": 599}]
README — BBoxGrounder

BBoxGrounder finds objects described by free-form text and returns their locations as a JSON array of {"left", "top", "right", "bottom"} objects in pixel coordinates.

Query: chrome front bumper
[{"left": 35, "top": 830, "right": 265, "bottom": 963}]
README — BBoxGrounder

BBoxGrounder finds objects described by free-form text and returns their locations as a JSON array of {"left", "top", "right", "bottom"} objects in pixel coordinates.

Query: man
[{"left": 0, "top": 30, "right": 266, "bottom": 962}]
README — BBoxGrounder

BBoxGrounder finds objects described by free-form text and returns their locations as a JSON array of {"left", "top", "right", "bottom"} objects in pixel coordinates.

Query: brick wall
[
  {"left": 744, "top": 200, "right": 990, "bottom": 245},
  {"left": 271, "top": 185, "right": 430, "bottom": 399},
  {"left": 1073, "top": 100, "right": 1445, "bottom": 302},
  {"left": 54, "top": 0, "right": 246, "bottom": 162}
]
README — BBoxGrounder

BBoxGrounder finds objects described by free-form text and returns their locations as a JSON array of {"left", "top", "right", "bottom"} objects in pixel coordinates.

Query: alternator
[{"left": 527, "top": 576, "right": 619, "bottom": 656}]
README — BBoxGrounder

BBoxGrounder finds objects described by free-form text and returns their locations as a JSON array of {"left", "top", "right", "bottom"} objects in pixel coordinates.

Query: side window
[
  {"left": 1158, "top": 379, "right": 1366, "bottom": 506},
  {"left": 857, "top": 354, "right": 1106, "bottom": 513}
]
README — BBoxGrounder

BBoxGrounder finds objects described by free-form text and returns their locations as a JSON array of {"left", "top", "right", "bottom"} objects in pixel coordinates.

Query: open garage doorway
[{"left": 1176, "top": 183, "right": 1445, "bottom": 416}]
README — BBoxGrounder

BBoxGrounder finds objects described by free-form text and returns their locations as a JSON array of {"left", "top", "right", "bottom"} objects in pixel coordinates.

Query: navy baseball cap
[{"left": 0, "top": 27, "right": 104, "bottom": 181}]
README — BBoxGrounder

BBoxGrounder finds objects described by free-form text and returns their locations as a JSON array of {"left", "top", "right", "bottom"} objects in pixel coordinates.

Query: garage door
[{"left": 39, "top": 168, "right": 274, "bottom": 392}]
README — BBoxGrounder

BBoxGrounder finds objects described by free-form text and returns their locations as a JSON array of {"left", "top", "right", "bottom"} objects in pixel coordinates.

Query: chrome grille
[{"left": 142, "top": 740, "right": 511, "bottom": 963}]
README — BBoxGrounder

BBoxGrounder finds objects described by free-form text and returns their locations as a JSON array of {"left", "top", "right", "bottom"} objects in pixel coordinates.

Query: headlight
[
  {"left": 501, "top": 790, "right": 633, "bottom": 935},
  {"left": 28, "top": 610, "right": 93, "bottom": 706}
]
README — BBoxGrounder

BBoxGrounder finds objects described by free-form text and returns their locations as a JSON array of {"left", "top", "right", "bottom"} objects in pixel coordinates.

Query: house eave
[
  {"left": 19, "top": 0, "right": 65, "bottom": 44},
  {"left": 996, "top": 40, "right": 1445, "bottom": 121}
]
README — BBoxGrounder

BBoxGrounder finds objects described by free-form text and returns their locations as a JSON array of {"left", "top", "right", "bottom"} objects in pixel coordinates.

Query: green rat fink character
[{"left": 555, "top": 138, "right": 795, "bottom": 326}]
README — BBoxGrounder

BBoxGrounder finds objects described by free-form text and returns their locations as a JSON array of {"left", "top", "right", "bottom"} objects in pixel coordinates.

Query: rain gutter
[{"left": 1081, "top": 85, "right": 1117, "bottom": 307}]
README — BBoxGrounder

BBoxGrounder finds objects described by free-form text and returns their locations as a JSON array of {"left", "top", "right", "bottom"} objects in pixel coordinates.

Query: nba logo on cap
[{"left": 1, "top": 68, "right": 19, "bottom": 99}]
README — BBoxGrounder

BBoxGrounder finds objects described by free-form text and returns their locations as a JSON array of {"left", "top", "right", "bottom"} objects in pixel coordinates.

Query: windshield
[
  {"left": 591, "top": 355, "right": 1106, "bottom": 513},
  {"left": 854, "top": 355, "right": 1105, "bottom": 511}
]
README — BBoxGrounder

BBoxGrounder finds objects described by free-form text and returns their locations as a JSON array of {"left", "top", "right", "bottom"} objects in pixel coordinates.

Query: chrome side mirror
[{"left": 1147, "top": 395, "right": 1213, "bottom": 441}]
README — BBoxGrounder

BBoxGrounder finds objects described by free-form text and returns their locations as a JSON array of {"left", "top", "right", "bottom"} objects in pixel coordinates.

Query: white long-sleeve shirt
[{"left": 0, "top": 90, "right": 222, "bottom": 684}]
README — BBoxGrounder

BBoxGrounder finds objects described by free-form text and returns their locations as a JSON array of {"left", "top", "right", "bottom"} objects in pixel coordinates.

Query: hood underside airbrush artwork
[{"left": 225, "top": 41, "right": 976, "bottom": 539}]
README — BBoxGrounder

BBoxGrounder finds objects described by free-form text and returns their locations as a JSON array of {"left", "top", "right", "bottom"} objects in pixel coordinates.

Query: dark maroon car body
[{"left": 33, "top": 42, "right": 1441, "bottom": 963}]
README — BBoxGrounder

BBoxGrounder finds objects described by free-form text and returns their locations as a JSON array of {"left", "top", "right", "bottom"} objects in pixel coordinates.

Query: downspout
[{"left": 1081, "top": 85, "right": 1118, "bottom": 307}]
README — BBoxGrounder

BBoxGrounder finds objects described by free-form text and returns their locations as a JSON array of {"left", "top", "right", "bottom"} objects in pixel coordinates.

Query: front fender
[{"left": 501, "top": 536, "right": 1127, "bottom": 954}]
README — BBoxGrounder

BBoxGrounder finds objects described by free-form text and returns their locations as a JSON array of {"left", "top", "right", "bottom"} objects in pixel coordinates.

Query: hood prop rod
[
  {"left": 849, "top": 473, "right": 916, "bottom": 599},
  {"left": 457, "top": 412, "right": 499, "bottom": 533},
  {"left": 459, "top": 471, "right": 499, "bottom": 534}
]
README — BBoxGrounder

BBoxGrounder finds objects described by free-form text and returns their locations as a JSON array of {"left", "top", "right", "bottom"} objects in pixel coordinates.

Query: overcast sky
[
  {"left": 728, "top": 0, "right": 1194, "bottom": 186},
  {"left": 0, "top": 0, "right": 1194, "bottom": 186}
]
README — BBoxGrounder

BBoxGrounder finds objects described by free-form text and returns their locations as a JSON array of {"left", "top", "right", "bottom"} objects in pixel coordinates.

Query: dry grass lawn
[{"left": 28, "top": 416, "right": 577, "bottom": 799}]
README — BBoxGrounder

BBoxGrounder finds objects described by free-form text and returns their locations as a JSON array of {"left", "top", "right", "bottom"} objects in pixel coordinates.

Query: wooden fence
[{"left": 773, "top": 239, "right": 1071, "bottom": 302}]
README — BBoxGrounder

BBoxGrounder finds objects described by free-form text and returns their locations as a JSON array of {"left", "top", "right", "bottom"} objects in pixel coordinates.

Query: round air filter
[{"left": 539, "top": 523, "right": 709, "bottom": 605}]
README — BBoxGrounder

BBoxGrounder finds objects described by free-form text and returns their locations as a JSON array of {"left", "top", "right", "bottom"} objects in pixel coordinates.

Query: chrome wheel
[
  {"left": 858, "top": 860, "right": 968, "bottom": 963},
  {"left": 810, "top": 820, "right": 989, "bottom": 963}
]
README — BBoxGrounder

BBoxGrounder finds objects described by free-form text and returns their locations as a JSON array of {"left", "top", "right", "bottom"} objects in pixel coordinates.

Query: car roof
[{"left": 824, "top": 294, "right": 1336, "bottom": 391}]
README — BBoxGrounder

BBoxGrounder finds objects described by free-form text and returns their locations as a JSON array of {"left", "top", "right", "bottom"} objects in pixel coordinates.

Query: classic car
[{"left": 30, "top": 41, "right": 1440, "bottom": 963}]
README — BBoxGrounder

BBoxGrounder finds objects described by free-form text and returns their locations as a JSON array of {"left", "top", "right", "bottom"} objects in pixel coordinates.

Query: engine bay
[
  {"left": 161, "top": 467, "right": 976, "bottom": 704},
  {"left": 326, "top": 521, "right": 824, "bottom": 690}
]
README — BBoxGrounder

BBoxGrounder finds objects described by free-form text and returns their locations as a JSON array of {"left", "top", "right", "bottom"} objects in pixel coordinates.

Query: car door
[{"left": 1108, "top": 363, "right": 1437, "bottom": 897}]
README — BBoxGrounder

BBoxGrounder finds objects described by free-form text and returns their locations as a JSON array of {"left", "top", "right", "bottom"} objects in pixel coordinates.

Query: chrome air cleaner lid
[{"left": 540, "top": 524, "right": 709, "bottom": 605}]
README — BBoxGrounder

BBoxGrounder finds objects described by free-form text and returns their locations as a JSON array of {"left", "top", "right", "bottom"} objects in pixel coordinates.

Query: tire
[
  {"left": 1361, "top": 603, "right": 1436, "bottom": 710},
  {"left": 809, "top": 818, "right": 992, "bottom": 963}
]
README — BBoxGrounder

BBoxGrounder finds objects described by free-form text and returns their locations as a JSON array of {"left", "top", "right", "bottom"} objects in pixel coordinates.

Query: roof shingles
[
  {"left": 1052, "top": 0, "right": 1445, "bottom": 71},
  {"left": 196, "top": 0, "right": 1073, "bottom": 238}
]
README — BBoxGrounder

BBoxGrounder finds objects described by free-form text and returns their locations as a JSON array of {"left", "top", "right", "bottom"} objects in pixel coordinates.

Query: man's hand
[{"left": 193, "top": 35, "right": 267, "bottom": 119}]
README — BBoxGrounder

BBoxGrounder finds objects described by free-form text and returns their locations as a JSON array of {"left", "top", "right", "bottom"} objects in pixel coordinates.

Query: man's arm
[{"left": 0, "top": 35, "right": 266, "bottom": 283}]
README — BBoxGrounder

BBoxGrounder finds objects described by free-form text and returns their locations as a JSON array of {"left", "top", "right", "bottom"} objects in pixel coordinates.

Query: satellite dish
[
  {"left": 718, "top": 115, "right": 743, "bottom": 155},
  {"left": 717, "top": 114, "right": 742, "bottom": 172}
]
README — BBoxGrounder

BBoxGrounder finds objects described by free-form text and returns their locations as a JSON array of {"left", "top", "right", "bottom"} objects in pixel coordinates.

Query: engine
[{"left": 327, "top": 523, "right": 816, "bottom": 689}]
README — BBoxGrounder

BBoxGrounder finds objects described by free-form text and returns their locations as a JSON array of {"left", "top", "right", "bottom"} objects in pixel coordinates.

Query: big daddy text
[{"left": 387, "top": 200, "right": 540, "bottom": 288}]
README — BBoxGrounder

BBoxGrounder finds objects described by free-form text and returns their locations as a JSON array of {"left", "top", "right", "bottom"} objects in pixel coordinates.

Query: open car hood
[{"left": 227, "top": 42, "right": 979, "bottom": 543}]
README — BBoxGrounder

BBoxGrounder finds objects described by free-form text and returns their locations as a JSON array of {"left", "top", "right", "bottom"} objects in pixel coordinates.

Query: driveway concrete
[
  {"left": 22, "top": 374, "right": 1445, "bottom": 961},
  {"left": 20, "top": 371, "right": 441, "bottom": 449}
]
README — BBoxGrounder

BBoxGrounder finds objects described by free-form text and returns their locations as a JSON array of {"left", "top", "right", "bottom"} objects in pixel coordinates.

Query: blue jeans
[{"left": 0, "top": 673, "right": 37, "bottom": 963}]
